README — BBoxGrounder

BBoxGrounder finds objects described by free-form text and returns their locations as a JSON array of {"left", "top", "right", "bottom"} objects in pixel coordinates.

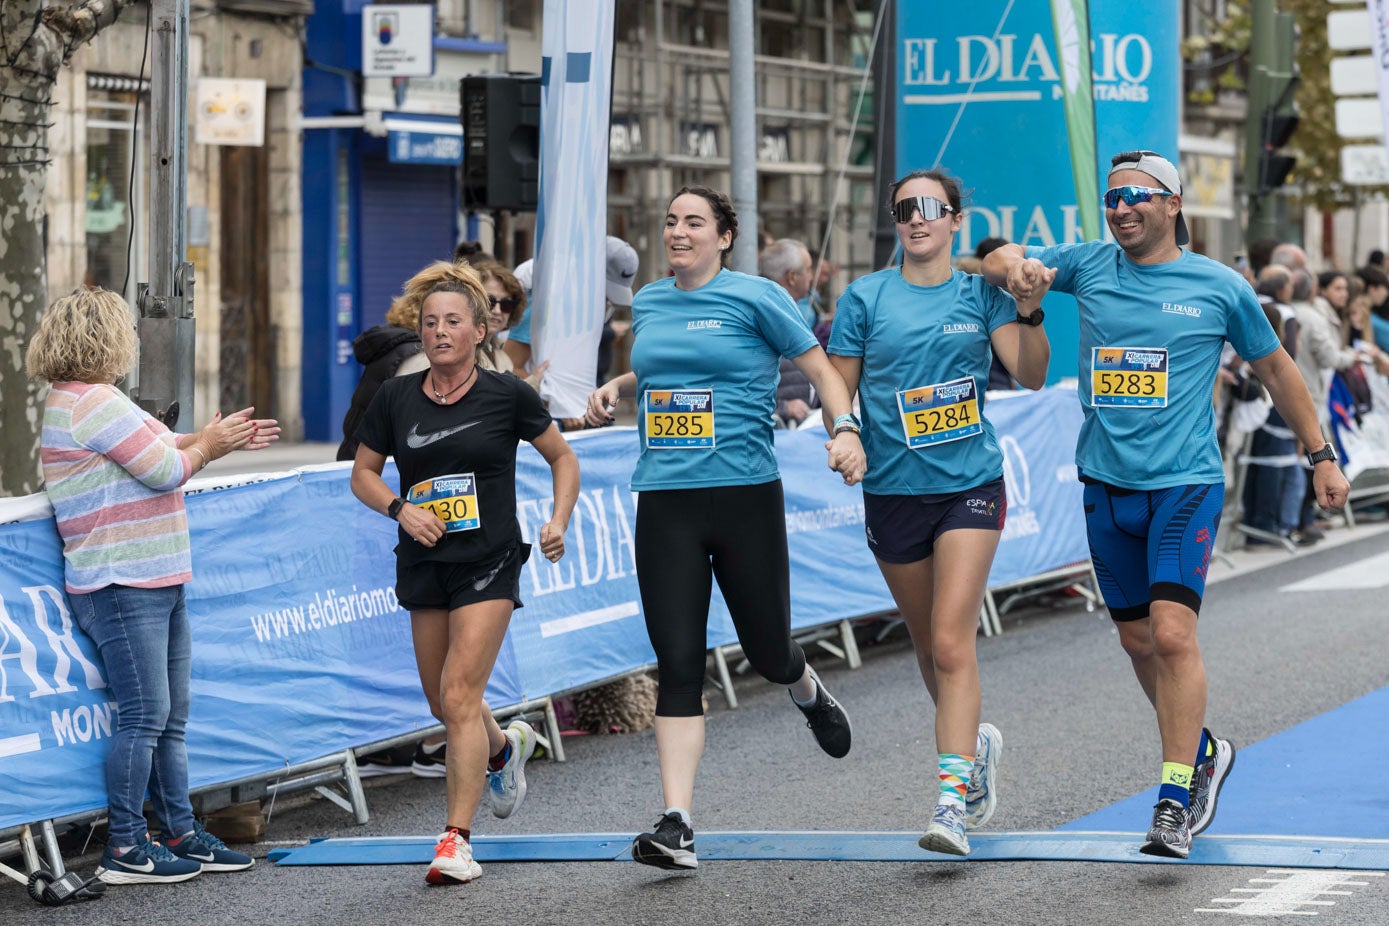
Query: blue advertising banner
[
  {"left": 894, "top": 0, "right": 1179, "bottom": 382},
  {"left": 0, "top": 388, "right": 1086, "bottom": 831}
]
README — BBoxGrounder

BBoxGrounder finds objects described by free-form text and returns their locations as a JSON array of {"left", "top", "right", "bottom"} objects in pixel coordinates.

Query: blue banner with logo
[
  {"left": 0, "top": 388, "right": 1086, "bottom": 830},
  {"left": 894, "top": 0, "right": 1179, "bottom": 382}
]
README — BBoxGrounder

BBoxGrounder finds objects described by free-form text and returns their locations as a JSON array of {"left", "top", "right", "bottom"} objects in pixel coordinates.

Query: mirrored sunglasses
[
  {"left": 1103, "top": 185, "right": 1173, "bottom": 209},
  {"left": 487, "top": 295, "right": 520, "bottom": 311},
  {"left": 890, "top": 195, "right": 955, "bottom": 224}
]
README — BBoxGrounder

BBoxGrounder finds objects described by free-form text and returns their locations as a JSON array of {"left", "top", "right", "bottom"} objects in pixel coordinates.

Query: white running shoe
[
  {"left": 965, "top": 722, "right": 1002, "bottom": 830},
  {"left": 487, "top": 720, "right": 537, "bottom": 819},
  {"left": 425, "top": 829, "right": 482, "bottom": 885},
  {"left": 919, "top": 803, "right": 970, "bottom": 856}
]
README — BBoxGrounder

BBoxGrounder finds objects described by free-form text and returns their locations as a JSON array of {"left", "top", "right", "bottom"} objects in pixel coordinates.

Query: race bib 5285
[{"left": 645, "top": 389, "right": 715, "bottom": 449}]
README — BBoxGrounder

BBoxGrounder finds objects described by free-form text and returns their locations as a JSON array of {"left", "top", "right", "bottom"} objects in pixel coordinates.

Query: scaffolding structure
[{"left": 607, "top": 0, "right": 879, "bottom": 293}]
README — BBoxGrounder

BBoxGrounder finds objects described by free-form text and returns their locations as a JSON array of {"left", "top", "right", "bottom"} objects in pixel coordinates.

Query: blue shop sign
[{"left": 388, "top": 129, "right": 463, "bottom": 164}]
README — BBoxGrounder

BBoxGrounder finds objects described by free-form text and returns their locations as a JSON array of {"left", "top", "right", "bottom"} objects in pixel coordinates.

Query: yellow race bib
[
  {"left": 896, "top": 376, "right": 982, "bottom": 448},
  {"left": 645, "top": 389, "right": 715, "bottom": 449},
  {"left": 407, "top": 473, "right": 480, "bottom": 532},
  {"left": 1091, "top": 347, "right": 1169, "bottom": 408}
]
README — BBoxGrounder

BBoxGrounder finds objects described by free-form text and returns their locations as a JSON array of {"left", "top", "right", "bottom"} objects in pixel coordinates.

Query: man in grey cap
[{"left": 983, "top": 150, "right": 1349, "bottom": 859}]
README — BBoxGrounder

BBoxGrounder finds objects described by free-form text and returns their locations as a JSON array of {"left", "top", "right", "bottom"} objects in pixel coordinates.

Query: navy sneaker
[
  {"left": 167, "top": 822, "right": 254, "bottom": 872},
  {"left": 632, "top": 812, "right": 697, "bottom": 870},
  {"left": 95, "top": 838, "right": 202, "bottom": 884},
  {"left": 413, "top": 740, "right": 448, "bottom": 778},
  {"left": 357, "top": 745, "right": 416, "bottom": 778}
]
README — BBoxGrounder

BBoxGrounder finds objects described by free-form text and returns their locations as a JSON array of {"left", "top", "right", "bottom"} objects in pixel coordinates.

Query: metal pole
[
  {"left": 135, "top": 0, "right": 195, "bottom": 430},
  {"left": 727, "top": 0, "right": 758, "bottom": 274}
]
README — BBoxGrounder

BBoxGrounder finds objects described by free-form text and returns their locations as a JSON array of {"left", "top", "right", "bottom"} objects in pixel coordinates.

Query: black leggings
[{"left": 635, "top": 480, "right": 807, "bottom": 716}]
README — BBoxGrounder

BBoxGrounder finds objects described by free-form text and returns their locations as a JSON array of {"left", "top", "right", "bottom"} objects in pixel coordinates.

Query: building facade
[{"left": 47, "top": 2, "right": 308, "bottom": 435}]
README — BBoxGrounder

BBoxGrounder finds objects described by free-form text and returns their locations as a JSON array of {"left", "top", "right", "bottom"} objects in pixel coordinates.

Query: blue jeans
[{"left": 70, "top": 584, "right": 194, "bottom": 846}]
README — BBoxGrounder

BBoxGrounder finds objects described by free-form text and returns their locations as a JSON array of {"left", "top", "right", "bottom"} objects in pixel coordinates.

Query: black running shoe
[
  {"left": 1187, "top": 730, "right": 1236, "bottom": 836},
  {"left": 631, "top": 812, "right": 697, "bottom": 870},
  {"left": 356, "top": 745, "right": 416, "bottom": 778},
  {"left": 793, "top": 666, "right": 851, "bottom": 758},
  {"left": 1139, "top": 798, "right": 1192, "bottom": 859}
]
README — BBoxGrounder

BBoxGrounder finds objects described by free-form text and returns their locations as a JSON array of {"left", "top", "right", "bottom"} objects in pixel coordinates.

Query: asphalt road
[{"left": 5, "top": 525, "right": 1387, "bottom": 925}]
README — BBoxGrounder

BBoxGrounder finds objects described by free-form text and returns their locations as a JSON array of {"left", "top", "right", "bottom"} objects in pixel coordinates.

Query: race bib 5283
[
  {"left": 407, "top": 473, "right": 480, "bottom": 532},
  {"left": 896, "top": 376, "right": 982, "bottom": 448},
  {"left": 1091, "top": 347, "right": 1169, "bottom": 408},
  {"left": 645, "top": 389, "right": 715, "bottom": 449}
]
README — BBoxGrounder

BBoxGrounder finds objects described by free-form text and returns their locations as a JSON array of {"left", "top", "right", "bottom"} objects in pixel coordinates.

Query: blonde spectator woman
[{"left": 27, "top": 287, "right": 278, "bottom": 884}]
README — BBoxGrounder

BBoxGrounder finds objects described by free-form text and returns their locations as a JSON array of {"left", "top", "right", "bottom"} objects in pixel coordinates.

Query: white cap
[
  {"left": 513, "top": 259, "right": 533, "bottom": 294},
  {"left": 1108, "top": 150, "right": 1190, "bottom": 247},
  {"left": 605, "top": 236, "right": 639, "bottom": 306}
]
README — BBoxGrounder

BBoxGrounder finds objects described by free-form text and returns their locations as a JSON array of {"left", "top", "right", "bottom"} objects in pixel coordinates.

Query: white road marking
[
  {"left": 1280, "top": 550, "right": 1389, "bottom": 592},
  {"left": 539, "top": 601, "right": 640, "bottom": 638},
  {"left": 1197, "top": 869, "right": 1385, "bottom": 917}
]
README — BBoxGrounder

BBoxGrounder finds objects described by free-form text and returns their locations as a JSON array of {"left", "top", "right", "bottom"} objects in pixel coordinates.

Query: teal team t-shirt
[
  {"left": 628, "top": 269, "right": 818, "bottom": 491},
  {"left": 829, "top": 268, "right": 1017, "bottom": 495},
  {"left": 1026, "top": 240, "right": 1280, "bottom": 490}
]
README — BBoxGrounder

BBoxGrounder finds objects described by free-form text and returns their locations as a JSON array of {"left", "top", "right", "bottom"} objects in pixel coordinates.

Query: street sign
[
  {"left": 193, "top": 78, "right": 266, "bottom": 147},
  {"left": 1332, "top": 55, "right": 1378, "bottom": 96},
  {"left": 361, "top": 4, "right": 435, "bottom": 78},
  {"left": 1341, "top": 143, "right": 1389, "bottom": 184},
  {"left": 1337, "top": 97, "right": 1383, "bottom": 138},
  {"left": 1328, "top": 9, "right": 1372, "bottom": 50}
]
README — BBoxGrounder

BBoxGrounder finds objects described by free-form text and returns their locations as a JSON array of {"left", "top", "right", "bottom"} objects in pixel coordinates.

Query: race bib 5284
[{"left": 896, "top": 376, "right": 982, "bottom": 448}]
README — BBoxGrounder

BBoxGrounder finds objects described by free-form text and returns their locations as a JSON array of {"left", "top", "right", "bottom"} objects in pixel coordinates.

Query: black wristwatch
[
  {"left": 1016, "top": 308, "right": 1044, "bottom": 327},
  {"left": 1306, "top": 443, "right": 1337, "bottom": 467},
  {"left": 387, "top": 497, "right": 407, "bottom": 520}
]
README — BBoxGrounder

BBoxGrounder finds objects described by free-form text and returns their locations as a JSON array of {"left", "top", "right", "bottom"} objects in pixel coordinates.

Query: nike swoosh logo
[
  {"left": 678, "top": 835, "right": 694, "bottom": 848},
  {"left": 186, "top": 850, "right": 216, "bottom": 862},
  {"left": 406, "top": 420, "right": 480, "bottom": 449},
  {"left": 114, "top": 857, "right": 156, "bottom": 872}
]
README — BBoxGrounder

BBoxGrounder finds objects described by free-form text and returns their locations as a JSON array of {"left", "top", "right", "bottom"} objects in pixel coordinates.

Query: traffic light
[
  {"left": 460, "top": 74, "right": 541, "bottom": 211},
  {"left": 1244, "top": 2, "right": 1299, "bottom": 241},
  {"left": 1255, "top": 72, "right": 1299, "bottom": 193}
]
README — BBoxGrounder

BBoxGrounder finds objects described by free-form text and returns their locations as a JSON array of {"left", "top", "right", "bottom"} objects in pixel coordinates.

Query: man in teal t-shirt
[{"left": 984, "top": 150, "right": 1350, "bottom": 860}]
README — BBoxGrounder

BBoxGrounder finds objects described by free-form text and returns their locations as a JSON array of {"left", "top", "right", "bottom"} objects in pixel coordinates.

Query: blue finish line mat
[
  {"left": 267, "top": 831, "right": 1389, "bottom": 869},
  {"left": 271, "top": 687, "right": 1389, "bottom": 870}
]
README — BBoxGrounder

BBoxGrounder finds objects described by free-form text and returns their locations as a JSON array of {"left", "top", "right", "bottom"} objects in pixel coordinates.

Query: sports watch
[
  {"left": 1306, "top": 443, "right": 1338, "bottom": 467},
  {"left": 387, "top": 497, "right": 407, "bottom": 520},
  {"left": 1015, "top": 308, "right": 1045, "bottom": 327}
]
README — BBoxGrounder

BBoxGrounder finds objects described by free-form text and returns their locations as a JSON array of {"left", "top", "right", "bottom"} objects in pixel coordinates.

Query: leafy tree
[
  {"left": 1183, "top": 0, "right": 1389, "bottom": 214},
  {"left": 0, "top": 0, "right": 135, "bottom": 497}
]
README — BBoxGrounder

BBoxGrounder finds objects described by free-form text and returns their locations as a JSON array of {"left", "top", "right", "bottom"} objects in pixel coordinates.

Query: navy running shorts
[
  {"left": 863, "top": 477, "right": 1007, "bottom": 564},
  {"left": 396, "top": 543, "right": 530, "bottom": 612},
  {"left": 1082, "top": 480, "right": 1223, "bottom": 620}
]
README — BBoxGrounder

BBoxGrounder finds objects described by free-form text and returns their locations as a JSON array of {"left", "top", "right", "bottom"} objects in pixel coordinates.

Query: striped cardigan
[{"left": 41, "top": 383, "right": 196, "bottom": 593}]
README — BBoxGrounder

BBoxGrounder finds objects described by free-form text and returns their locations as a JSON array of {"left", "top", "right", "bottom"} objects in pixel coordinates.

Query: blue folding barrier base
[{"left": 267, "top": 830, "right": 1389, "bottom": 870}]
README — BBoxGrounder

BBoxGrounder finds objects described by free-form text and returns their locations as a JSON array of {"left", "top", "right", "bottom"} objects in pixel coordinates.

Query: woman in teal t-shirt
[
  {"left": 587, "top": 186, "right": 865, "bottom": 872},
  {"left": 828, "top": 168, "right": 1050, "bottom": 856}
]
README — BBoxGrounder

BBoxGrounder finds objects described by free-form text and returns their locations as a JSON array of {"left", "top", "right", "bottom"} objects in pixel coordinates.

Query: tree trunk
[{"left": 0, "top": 0, "right": 132, "bottom": 497}]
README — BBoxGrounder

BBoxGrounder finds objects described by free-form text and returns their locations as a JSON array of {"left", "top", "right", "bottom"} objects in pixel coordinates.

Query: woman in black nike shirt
[{"left": 351, "top": 272, "right": 579, "bottom": 886}]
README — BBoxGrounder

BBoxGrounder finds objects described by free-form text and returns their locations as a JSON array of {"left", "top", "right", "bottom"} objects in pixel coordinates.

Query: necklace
[{"left": 430, "top": 364, "right": 477, "bottom": 404}]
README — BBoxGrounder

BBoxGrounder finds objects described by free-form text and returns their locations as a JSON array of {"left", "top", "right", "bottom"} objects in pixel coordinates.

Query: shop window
[{"left": 85, "top": 78, "right": 148, "bottom": 304}]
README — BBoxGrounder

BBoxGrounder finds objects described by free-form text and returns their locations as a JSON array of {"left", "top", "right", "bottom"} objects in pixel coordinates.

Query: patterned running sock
[
  {"left": 1193, "top": 728, "right": 1212, "bottom": 766},
  {"left": 937, "top": 753, "right": 974, "bottom": 810},
  {"left": 1159, "top": 761, "right": 1194, "bottom": 807},
  {"left": 488, "top": 742, "right": 510, "bottom": 772}
]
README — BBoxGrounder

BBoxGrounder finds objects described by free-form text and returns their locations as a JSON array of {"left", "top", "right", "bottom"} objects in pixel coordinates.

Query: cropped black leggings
[{"left": 635, "top": 480, "right": 807, "bottom": 716}]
